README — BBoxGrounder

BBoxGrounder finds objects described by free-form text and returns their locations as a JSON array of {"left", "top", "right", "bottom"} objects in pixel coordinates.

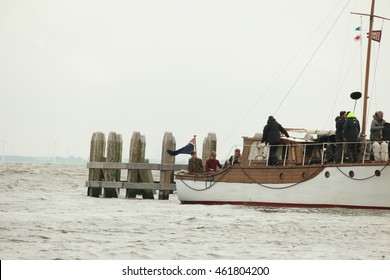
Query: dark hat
[
  {"left": 339, "top": 111, "right": 346, "bottom": 117},
  {"left": 268, "top": 116, "right": 276, "bottom": 122}
]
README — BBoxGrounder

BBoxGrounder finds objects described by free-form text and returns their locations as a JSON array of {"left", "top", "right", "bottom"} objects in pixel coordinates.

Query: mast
[{"left": 361, "top": 0, "right": 375, "bottom": 138}]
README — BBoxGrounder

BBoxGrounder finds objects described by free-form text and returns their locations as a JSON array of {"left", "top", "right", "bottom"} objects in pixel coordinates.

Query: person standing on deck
[
  {"left": 370, "top": 111, "right": 387, "bottom": 161},
  {"left": 383, "top": 122, "right": 390, "bottom": 160},
  {"left": 188, "top": 151, "right": 203, "bottom": 173},
  {"left": 335, "top": 111, "right": 347, "bottom": 163},
  {"left": 370, "top": 111, "right": 385, "bottom": 141},
  {"left": 261, "top": 116, "right": 289, "bottom": 166},
  {"left": 343, "top": 112, "right": 361, "bottom": 163}
]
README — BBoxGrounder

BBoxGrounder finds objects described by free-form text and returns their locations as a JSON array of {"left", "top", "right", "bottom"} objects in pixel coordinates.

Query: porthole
[
  {"left": 279, "top": 173, "right": 284, "bottom": 179},
  {"left": 325, "top": 171, "right": 330, "bottom": 178},
  {"left": 375, "top": 170, "right": 381, "bottom": 177},
  {"left": 302, "top": 172, "right": 308, "bottom": 178},
  {"left": 349, "top": 170, "right": 355, "bottom": 178}
]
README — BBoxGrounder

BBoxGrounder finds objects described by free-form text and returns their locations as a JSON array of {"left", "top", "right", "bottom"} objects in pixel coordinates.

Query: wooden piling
[
  {"left": 202, "top": 132, "right": 217, "bottom": 162},
  {"left": 125, "top": 132, "right": 154, "bottom": 199},
  {"left": 88, "top": 132, "right": 106, "bottom": 197},
  {"left": 138, "top": 135, "right": 154, "bottom": 199},
  {"left": 103, "top": 132, "right": 122, "bottom": 198},
  {"left": 159, "top": 132, "right": 176, "bottom": 200}
]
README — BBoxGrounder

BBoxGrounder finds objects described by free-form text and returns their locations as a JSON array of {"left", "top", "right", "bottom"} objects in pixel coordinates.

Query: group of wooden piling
[{"left": 86, "top": 131, "right": 217, "bottom": 200}]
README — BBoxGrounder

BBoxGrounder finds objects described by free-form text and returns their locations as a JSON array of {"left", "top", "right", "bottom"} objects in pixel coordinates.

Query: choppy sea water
[{"left": 0, "top": 163, "right": 389, "bottom": 260}]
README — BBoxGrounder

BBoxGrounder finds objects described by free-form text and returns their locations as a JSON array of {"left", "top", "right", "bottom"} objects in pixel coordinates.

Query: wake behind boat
[{"left": 175, "top": 0, "right": 390, "bottom": 210}]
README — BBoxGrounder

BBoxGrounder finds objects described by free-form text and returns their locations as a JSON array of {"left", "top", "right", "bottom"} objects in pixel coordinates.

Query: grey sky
[{"left": 1, "top": 0, "right": 389, "bottom": 161}]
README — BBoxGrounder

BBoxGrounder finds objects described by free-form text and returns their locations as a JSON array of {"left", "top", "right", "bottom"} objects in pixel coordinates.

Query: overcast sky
[{"left": 1, "top": 0, "right": 389, "bottom": 161}]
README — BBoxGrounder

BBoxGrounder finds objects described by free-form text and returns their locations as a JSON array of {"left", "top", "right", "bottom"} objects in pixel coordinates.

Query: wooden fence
[{"left": 86, "top": 131, "right": 216, "bottom": 200}]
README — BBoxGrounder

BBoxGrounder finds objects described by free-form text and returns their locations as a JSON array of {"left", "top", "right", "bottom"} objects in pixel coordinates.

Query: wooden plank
[
  {"left": 87, "top": 162, "right": 187, "bottom": 171},
  {"left": 86, "top": 181, "right": 176, "bottom": 191}
]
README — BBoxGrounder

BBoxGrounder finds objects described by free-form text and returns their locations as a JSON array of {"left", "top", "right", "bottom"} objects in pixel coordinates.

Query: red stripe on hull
[{"left": 179, "top": 201, "right": 390, "bottom": 210}]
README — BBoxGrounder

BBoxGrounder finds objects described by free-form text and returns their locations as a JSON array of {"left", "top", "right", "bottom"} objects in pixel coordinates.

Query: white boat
[{"left": 175, "top": 0, "right": 390, "bottom": 210}]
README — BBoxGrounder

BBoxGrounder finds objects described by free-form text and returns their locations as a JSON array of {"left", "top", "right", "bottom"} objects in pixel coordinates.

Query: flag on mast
[
  {"left": 370, "top": 30, "right": 382, "bottom": 42},
  {"left": 354, "top": 35, "right": 361, "bottom": 41},
  {"left": 355, "top": 26, "right": 361, "bottom": 31},
  {"left": 166, "top": 137, "right": 196, "bottom": 156}
]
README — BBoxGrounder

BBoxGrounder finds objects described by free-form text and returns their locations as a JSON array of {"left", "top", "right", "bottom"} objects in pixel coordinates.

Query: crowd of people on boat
[
  {"left": 187, "top": 149, "right": 241, "bottom": 174},
  {"left": 187, "top": 111, "right": 389, "bottom": 173},
  {"left": 332, "top": 110, "right": 390, "bottom": 163}
]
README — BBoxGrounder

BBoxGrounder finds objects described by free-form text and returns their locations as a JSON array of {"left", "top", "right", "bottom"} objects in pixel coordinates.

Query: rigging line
[
  {"left": 218, "top": 0, "right": 347, "bottom": 149},
  {"left": 322, "top": 5, "right": 359, "bottom": 129},
  {"left": 273, "top": 0, "right": 352, "bottom": 116},
  {"left": 323, "top": 43, "right": 361, "bottom": 128}
]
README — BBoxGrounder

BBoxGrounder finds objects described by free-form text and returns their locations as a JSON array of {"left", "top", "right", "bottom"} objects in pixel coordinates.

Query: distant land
[
  {"left": 1, "top": 155, "right": 87, "bottom": 164},
  {"left": 1, "top": 156, "right": 188, "bottom": 165}
]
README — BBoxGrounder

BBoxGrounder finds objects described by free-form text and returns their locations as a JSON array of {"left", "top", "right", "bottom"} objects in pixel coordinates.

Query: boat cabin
[{"left": 240, "top": 135, "right": 329, "bottom": 166}]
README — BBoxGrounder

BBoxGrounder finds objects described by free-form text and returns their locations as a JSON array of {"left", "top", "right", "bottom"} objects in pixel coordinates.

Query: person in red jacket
[{"left": 205, "top": 151, "right": 222, "bottom": 172}]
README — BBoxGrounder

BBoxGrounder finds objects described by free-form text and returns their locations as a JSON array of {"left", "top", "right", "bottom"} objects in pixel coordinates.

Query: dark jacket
[
  {"left": 261, "top": 116, "right": 289, "bottom": 144},
  {"left": 335, "top": 117, "right": 345, "bottom": 141},
  {"left": 343, "top": 113, "right": 360, "bottom": 141},
  {"left": 383, "top": 123, "right": 390, "bottom": 141}
]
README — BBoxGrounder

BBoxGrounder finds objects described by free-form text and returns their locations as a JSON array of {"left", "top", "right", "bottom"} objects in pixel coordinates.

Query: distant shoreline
[
  {"left": 1, "top": 156, "right": 188, "bottom": 165},
  {"left": 0, "top": 155, "right": 87, "bottom": 164}
]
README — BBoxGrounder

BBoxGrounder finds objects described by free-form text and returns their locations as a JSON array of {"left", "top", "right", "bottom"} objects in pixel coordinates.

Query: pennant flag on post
[
  {"left": 354, "top": 35, "right": 361, "bottom": 41},
  {"left": 166, "top": 137, "right": 196, "bottom": 156},
  {"left": 355, "top": 26, "right": 361, "bottom": 31}
]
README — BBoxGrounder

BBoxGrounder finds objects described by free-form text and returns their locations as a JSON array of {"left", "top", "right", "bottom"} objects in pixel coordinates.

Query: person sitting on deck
[
  {"left": 205, "top": 151, "right": 222, "bottom": 172},
  {"left": 261, "top": 116, "right": 289, "bottom": 166},
  {"left": 223, "top": 148, "right": 241, "bottom": 168},
  {"left": 188, "top": 151, "right": 203, "bottom": 173}
]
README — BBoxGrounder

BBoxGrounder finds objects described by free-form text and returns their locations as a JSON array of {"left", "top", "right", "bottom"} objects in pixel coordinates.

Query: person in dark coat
[
  {"left": 335, "top": 111, "right": 346, "bottom": 163},
  {"left": 382, "top": 122, "right": 390, "bottom": 156},
  {"left": 261, "top": 116, "right": 289, "bottom": 165},
  {"left": 343, "top": 112, "right": 360, "bottom": 162}
]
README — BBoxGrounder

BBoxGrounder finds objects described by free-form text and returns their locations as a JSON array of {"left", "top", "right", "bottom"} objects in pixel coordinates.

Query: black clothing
[
  {"left": 383, "top": 123, "right": 390, "bottom": 141},
  {"left": 335, "top": 117, "right": 345, "bottom": 141},
  {"left": 335, "top": 117, "right": 345, "bottom": 163},
  {"left": 343, "top": 116, "right": 360, "bottom": 162},
  {"left": 343, "top": 117, "right": 360, "bottom": 142},
  {"left": 261, "top": 116, "right": 290, "bottom": 144},
  {"left": 261, "top": 116, "right": 289, "bottom": 165}
]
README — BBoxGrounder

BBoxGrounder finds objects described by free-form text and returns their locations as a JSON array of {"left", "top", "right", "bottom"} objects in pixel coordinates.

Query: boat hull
[{"left": 176, "top": 164, "right": 390, "bottom": 210}]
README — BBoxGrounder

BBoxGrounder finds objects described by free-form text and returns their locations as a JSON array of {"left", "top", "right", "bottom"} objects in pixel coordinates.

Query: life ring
[{"left": 255, "top": 143, "right": 268, "bottom": 159}]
